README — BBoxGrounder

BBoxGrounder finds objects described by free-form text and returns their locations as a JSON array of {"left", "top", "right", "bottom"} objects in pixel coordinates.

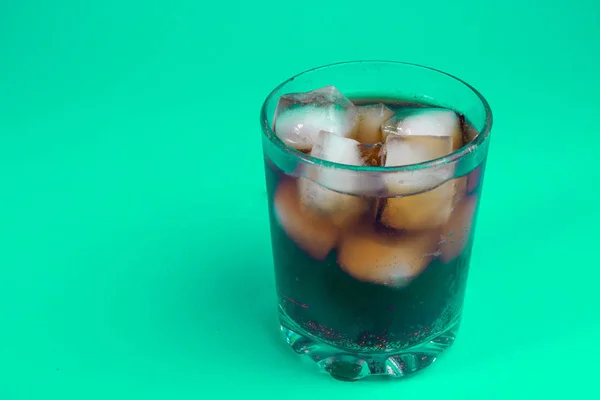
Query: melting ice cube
[
  {"left": 337, "top": 228, "right": 439, "bottom": 287},
  {"left": 298, "top": 132, "right": 372, "bottom": 227},
  {"left": 273, "top": 179, "right": 339, "bottom": 260},
  {"left": 355, "top": 104, "right": 394, "bottom": 144},
  {"left": 382, "top": 135, "right": 454, "bottom": 195},
  {"left": 381, "top": 108, "right": 463, "bottom": 150},
  {"left": 273, "top": 86, "right": 358, "bottom": 151},
  {"left": 379, "top": 135, "right": 458, "bottom": 230},
  {"left": 379, "top": 181, "right": 456, "bottom": 230}
]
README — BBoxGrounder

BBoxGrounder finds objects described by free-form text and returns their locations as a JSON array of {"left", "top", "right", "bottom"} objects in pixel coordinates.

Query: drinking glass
[{"left": 260, "top": 61, "right": 492, "bottom": 381}]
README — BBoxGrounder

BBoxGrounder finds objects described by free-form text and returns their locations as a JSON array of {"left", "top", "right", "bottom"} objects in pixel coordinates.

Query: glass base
[{"left": 280, "top": 313, "right": 460, "bottom": 381}]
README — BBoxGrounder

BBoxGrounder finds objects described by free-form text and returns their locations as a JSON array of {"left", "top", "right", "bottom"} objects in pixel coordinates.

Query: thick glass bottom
[{"left": 279, "top": 310, "right": 460, "bottom": 381}]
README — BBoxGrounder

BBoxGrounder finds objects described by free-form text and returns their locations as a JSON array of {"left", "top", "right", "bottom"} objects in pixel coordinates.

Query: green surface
[{"left": 0, "top": 1, "right": 599, "bottom": 398}]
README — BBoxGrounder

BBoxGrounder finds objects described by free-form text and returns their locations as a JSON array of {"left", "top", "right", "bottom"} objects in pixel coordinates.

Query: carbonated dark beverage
[{"left": 260, "top": 64, "right": 492, "bottom": 381}]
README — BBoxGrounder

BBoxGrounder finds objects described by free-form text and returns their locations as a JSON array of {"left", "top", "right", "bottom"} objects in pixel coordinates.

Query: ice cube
[
  {"left": 383, "top": 135, "right": 453, "bottom": 167},
  {"left": 380, "top": 175, "right": 468, "bottom": 231},
  {"left": 337, "top": 229, "right": 439, "bottom": 287},
  {"left": 312, "top": 131, "right": 363, "bottom": 168},
  {"left": 273, "top": 86, "right": 358, "bottom": 151},
  {"left": 382, "top": 135, "right": 454, "bottom": 195},
  {"left": 381, "top": 108, "right": 463, "bottom": 150},
  {"left": 308, "top": 131, "right": 365, "bottom": 192},
  {"left": 298, "top": 178, "right": 368, "bottom": 228},
  {"left": 273, "top": 179, "right": 339, "bottom": 260},
  {"left": 313, "top": 131, "right": 382, "bottom": 168},
  {"left": 298, "top": 132, "right": 370, "bottom": 227},
  {"left": 380, "top": 180, "right": 456, "bottom": 230},
  {"left": 355, "top": 104, "right": 394, "bottom": 144},
  {"left": 439, "top": 195, "right": 478, "bottom": 262}
]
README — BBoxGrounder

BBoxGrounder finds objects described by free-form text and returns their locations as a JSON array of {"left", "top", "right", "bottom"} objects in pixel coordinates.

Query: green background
[{"left": 1, "top": 1, "right": 599, "bottom": 398}]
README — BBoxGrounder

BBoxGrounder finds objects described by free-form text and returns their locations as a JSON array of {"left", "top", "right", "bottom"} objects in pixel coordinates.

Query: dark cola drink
[{"left": 262, "top": 84, "right": 487, "bottom": 380}]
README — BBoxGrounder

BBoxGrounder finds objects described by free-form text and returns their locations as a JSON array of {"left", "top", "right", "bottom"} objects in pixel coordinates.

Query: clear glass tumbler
[{"left": 260, "top": 61, "right": 492, "bottom": 380}]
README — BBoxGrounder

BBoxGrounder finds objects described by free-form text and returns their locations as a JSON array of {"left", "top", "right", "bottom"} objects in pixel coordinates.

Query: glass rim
[{"left": 260, "top": 60, "right": 493, "bottom": 172}]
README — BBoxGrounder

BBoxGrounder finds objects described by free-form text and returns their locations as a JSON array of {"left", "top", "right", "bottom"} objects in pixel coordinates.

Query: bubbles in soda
[{"left": 266, "top": 86, "right": 483, "bottom": 351}]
